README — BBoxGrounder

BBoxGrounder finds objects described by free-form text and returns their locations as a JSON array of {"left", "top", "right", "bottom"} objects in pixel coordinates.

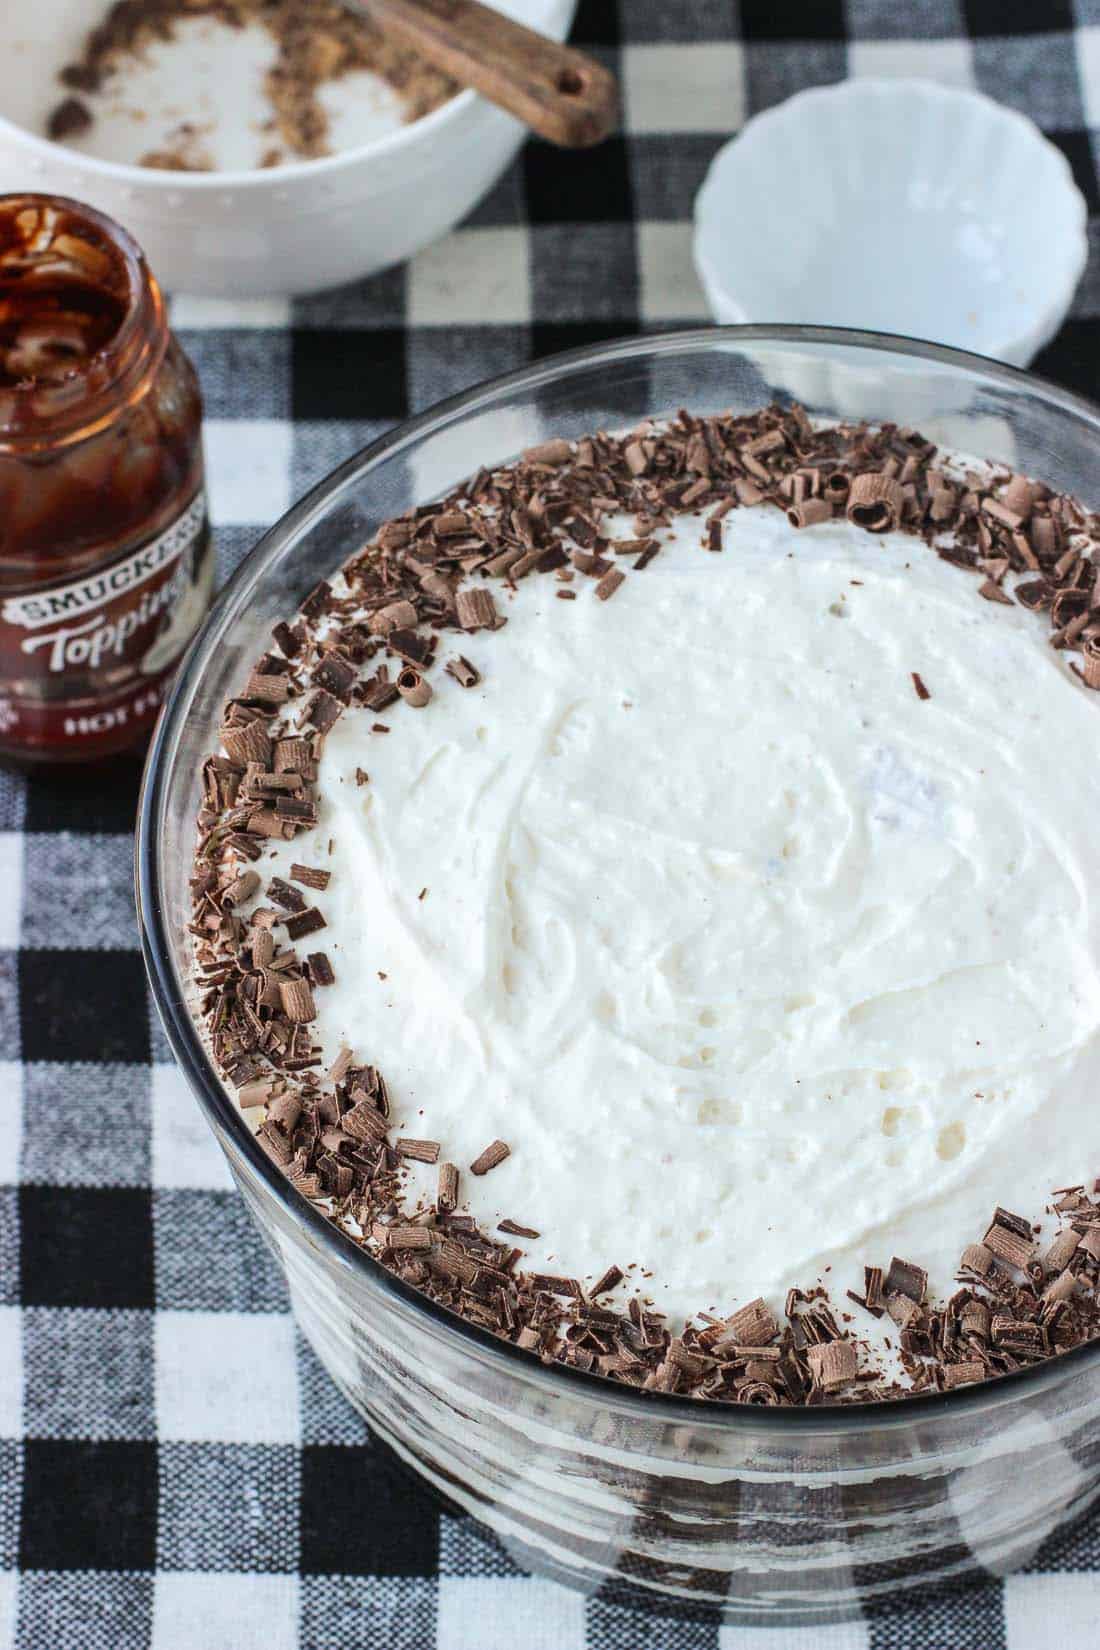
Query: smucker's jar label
[{"left": 0, "top": 489, "right": 213, "bottom": 749}]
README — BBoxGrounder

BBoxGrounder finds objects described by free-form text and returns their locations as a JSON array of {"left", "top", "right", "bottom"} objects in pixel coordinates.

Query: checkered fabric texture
[{"left": 4, "top": 1, "right": 1100, "bottom": 1644}]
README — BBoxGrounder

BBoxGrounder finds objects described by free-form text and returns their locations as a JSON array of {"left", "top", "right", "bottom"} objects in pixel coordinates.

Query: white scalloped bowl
[{"left": 694, "top": 79, "right": 1087, "bottom": 368}]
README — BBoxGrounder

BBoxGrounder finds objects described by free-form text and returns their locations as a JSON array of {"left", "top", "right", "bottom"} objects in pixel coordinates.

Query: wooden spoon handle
[{"left": 363, "top": 0, "right": 618, "bottom": 148}]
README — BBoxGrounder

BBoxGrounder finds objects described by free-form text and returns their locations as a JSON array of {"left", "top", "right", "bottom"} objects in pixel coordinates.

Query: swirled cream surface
[{"left": 263, "top": 505, "right": 1100, "bottom": 1323}]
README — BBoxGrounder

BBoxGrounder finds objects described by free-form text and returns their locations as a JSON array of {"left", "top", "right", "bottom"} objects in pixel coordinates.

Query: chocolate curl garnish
[
  {"left": 523, "top": 439, "right": 573, "bottom": 466},
  {"left": 1031, "top": 514, "right": 1060, "bottom": 561},
  {"left": 1051, "top": 588, "right": 1089, "bottom": 630},
  {"left": 470, "top": 1139, "right": 510, "bottom": 1175},
  {"left": 245, "top": 672, "right": 290, "bottom": 706},
  {"left": 807, "top": 1339, "right": 858, "bottom": 1392},
  {"left": 437, "top": 1162, "right": 459, "bottom": 1211},
  {"left": 221, "top": 721, "right": 272, "bottom": 768},
  {"left": 289, "top": 863, "right": 330, "bottom": 891},
  {"left": 981, "top": 500, "right": 1024, "bottom": 535},
  {"left": 1001, "top": 475, "right": 1034, "bottom": 520},
  {"left": 445, "top": 656, "right": 480, "bottom": 688},
  {"left": 823, "top": 471, "right": 850, "bottom": 503},
  {"left": 786, "top": 497, "right": 832, "bottom": 530},
  {"left": 221, "top": 869, "right": 259, "bottom": 907},
  {"left": 278, "top": 978, "right": 317, "bottom": 1023},
  {"left": 455, "top": 588, "right": 498, "bottom": 631},
  {"left": 1080, "top": 635, "right": 1100, "bottom": 689},
  {"left": 1015, "top": 578, "right": 1053, "bottom": 611},
  {"left": 368, "top": 600, "right": 418, "bottom": 636},
  {"left": 942, "top": 1361, "right": 984, "bottom": 1389},
  {"left": 396, "top": 1138, "right": 440, "bottom": 1163},
  {"left": 273, "top": 736, "right": 313, "bottom": 774},
  {"left": 420, "top": 570, "right": 456, "bottom": 608},
  {"left": 959, "top": 1242, "right": 994, "bottom": 1277},
  {"left": 846, "top": 472, "right": 905, "bottom": 534},
  {"left": 397, "top": 666, "right": 432, "bottom": 707}
]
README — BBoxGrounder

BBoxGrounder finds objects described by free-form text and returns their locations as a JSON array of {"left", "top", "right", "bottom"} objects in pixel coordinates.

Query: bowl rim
[
  {"left": 693, "top": 78, "right": 1089, "bottom": 360},
  {"left": 138, "top": 321, "right": 1100, "bottom": 1431},
  {"left": 0, "top": 0, "right": 571, "bottom": 191}
]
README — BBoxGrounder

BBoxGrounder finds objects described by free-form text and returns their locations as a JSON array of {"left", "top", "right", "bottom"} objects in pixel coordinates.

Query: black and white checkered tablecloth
[{"left": 4, "top": 2, "right": 1100, "bottom": 1645}]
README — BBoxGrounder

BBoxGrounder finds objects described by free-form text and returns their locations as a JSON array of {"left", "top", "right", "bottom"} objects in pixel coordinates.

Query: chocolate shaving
[
  {"left": 456, "top": 589, "right": 498, "bottom": 631},
  {"left": 308, "top": 689, "right": 343, "bottom": 732},
  {"left": 313, "top": 651, "right": 357, "bottom": 702},
  {"left": 470, "top": 1139, "right": 510, "bottom": 1176},
  {"left": 300, "top": 580, "right": 333, "bottom": 620},
  {"left": 237, "top": 1078, "right": 275, "bottom": 1109},
  {"left": 328, "top": 1046, "right": 354, "bottom": 1085},
  {"left": 285, "top": 907, "right": 326, "bottom": 941},
  {"left": 959, "top": 1242, "right": 994, "bottom": 1277},
  {"left": 272, "top": 620, "right": 303, "bottom": 658},
  {"left": 278, "top": 978, "right": 316, "bottom": 1023},
  {"left": 362, "top": 678, "right": 400, "bottom": 713},
  {"left": 437, "top": 1161, "right": 459, "bottom": 1212},
  {"left": 290, "top": 863, "right": 331, "bottom": 891},
  {"left": 306, "top": 951, "right": 335, "bottom": 987},
  {"left": 722, "top": 1298, "right": 780, "bottom": 1347},
  {"left": 942, "top": 1360, "right": 984, "bottom": 1389},
  {"left": 807, "top": 1339, "right": 857, "bottom": 1392},
  {"left": 396, "top": 667, "right": 432, "bottom": 707},
  {"left": 378, "top": 1224, "right": 433, "bottom": 1251},
  {"left": 983, "top": 1218, "right": 1036, "bottom": 1270},
  {"left": 846, "top": 472, "right": 904, "bottom": 533},
  {"left": 886, "top": 1257, "right": 928, "bottom": 1304},
  {"left": 370, "top": 600, "right": 418, "bottom": 636},
  {"left": 221, "top": 720, "right": 272, "bottom": 768},
  {"left": 528, "top": 1273, "right": 582, "bottom": 1298},
  {"left": 245, "top": 672, "right": 291, "bottom": 706},
  {"left": 445, "top": 656, "right": 480, "bottom": 688},
  {"left": 787, "top": 497, "right": 832, "bottom": 530},
  {"left": 268, "top": 877, "right": 307, "bottom": 913},
  {"left": 524, "top": 439, "right": 573, "bottom": 466},
  {"left": 388, "top": 628, "right": 432, "bottom": 665},
  {"left": 396, "top": 1138, "right": 441, "bottom": 1163}
]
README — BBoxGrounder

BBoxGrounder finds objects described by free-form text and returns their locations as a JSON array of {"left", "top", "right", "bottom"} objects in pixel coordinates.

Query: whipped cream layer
[{"left": 263, "top": 505, "right": 1100, "bottom": 1325}]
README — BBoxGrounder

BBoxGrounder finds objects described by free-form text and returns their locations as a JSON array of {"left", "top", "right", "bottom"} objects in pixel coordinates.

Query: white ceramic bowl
[
  {"left": 1, "top": 0, "right": 575, "bottom": 296},
  {"left": 694, "top": 79, "right": 1088, "bottom": 367}
]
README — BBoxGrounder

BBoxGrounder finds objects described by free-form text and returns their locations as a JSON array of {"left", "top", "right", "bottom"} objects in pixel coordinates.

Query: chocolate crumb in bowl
[
  {"left": 46, "top": 96, "right": 93, "bottom": 142},
  {"left": 189, "top": 401, "right": 1100, "bottom": 1404},
  {"left": 48, "top": 0, "right": 461, "bottom": 171}
]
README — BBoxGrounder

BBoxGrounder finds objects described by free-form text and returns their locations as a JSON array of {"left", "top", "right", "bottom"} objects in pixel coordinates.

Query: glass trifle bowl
[{"left": 136, "top": 327, "right": 1100, "bottom": 1623}]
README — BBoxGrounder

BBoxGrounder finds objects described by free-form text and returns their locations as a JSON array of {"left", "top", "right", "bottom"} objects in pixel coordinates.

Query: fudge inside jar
[
  {"left": 0, "top": 200, "right": 130, "bottom": 390},
  {"left": 0, "top": 197, "right": 201, "bottom": 560}
]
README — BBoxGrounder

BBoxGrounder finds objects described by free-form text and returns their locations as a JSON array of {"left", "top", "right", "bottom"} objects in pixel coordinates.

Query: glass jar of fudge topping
[{"left": 0, "top": 194, "right": 211, "bottom": 767}]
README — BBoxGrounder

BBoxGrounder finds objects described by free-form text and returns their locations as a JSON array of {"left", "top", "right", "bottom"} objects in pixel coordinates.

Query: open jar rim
[
  {"left": 137, "top": 322, "right": 1100, "bottom": 1431},
  {"left": 0, "top": 192, "right": 166, "bottom": 450}
]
